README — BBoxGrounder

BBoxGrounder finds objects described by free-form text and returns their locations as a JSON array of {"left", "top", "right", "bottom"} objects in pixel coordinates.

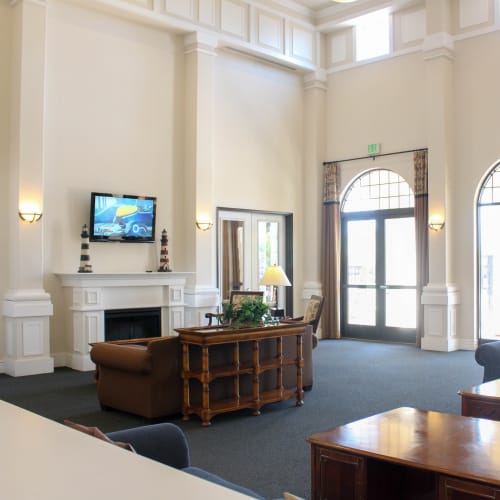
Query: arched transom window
[{"left": 342, "top": 169, "right": 414, "bottom": 213}]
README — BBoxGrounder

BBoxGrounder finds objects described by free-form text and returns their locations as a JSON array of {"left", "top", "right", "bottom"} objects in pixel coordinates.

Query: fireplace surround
[{"left": 57, "top": 272, "right": 192, "bottom": 371}]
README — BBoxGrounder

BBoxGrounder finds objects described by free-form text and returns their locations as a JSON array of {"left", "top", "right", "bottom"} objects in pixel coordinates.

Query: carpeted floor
[{"left": 0, "top": 339, "right": 483, "bottom": 500}]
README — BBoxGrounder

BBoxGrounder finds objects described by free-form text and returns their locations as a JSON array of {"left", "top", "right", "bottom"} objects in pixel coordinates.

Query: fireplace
[
  {"left": 57, "top": 272, "right": 193, "bottom": 371},
  {"left": 105, "top": 307, "right": 161, "bottom": 341}
]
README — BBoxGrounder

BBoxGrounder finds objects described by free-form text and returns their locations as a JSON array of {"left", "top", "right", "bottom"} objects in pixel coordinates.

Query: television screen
[{"left": 89, "top": 192, "right": 157, "bottom": 242}]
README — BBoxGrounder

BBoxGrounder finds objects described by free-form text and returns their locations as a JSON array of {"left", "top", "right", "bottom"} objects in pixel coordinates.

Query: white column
[
  {"left": 182, "top": 32, "right": 219, "bottom": 326},
  {"left": 421, "top": 0, "right": 461, "bottom": 351},
  {"left": 2, "top": 0, "right": 54, "bottom": 376},
  {"left": 302, "top": 70, "right": 327, "bottom": 334}
]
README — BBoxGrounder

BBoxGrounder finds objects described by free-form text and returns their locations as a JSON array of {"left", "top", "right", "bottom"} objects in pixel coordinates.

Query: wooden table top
[
  {"left": 307, "top": 407, "right": 500, "bottom": 486},
  {"left": 175, "top": 322, "right": 307, "bottom": 345},
  {"left": 459, "top": 378, "right": 500, "bottom": 399}
]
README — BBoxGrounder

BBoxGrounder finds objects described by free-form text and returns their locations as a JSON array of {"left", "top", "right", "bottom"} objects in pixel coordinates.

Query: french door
[
  {"left": 217, "top": 209, "right": 289, "bottom": 309},
  {"left": 341, "top": 208, "right": 417, "bottom": 343}
]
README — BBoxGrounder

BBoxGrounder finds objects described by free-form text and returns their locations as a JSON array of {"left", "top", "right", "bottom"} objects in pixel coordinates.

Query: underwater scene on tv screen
[{"left": 92, "top": 194, "right": 155, "bottom": 240}]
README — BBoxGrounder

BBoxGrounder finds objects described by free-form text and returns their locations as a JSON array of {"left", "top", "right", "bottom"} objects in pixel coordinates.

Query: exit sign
[{"left": 368, "top": 143, "right": 380, "bottom": 155}]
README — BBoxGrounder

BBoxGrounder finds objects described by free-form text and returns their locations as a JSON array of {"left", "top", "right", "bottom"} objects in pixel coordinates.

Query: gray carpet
[{"left": 0, "top": 339, "right": 483, "bottom": 499}]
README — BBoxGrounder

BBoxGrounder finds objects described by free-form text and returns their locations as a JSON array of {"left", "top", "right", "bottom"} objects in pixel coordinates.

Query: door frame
[
  {"left": 340, "top": 207, "right": 416, "bottom": 344},
  {"left": 216, "top": 207, "right": 294, "bottom": 316}
]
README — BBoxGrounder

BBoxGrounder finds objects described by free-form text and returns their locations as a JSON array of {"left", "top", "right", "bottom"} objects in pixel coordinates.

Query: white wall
[
  {"left": 0, "top": 3, "right": 12, "bottom": 362},
  {"left": 326, "top": 31, "right": 500, "bottom": 344},
  {"left": 213, "top": 52, "right": 304, "bottom": 311},
  {"left": 42, "top": 1, "right": 183, "bottom": 355},
  {"left": 452, "top": 30, "right": 500, "bottom": 344}
]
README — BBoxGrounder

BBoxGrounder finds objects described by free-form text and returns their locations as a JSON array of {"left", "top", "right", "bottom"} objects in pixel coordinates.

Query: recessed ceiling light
[{"left": 333, "top": 0, "right": 358, "bottom": 3}]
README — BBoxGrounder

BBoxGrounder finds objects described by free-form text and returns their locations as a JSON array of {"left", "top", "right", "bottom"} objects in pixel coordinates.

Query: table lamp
[{"left": 259, "top": 264, "right": 291, "bottom": 316}]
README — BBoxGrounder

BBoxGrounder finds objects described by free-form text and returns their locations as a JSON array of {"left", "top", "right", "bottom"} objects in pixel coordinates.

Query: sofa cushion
[
  {"left": 183, "top": 466, "right": 264, "bottom": 499},
  {"left": 64, "top": 420, "right": 135, "bottom": 452}
]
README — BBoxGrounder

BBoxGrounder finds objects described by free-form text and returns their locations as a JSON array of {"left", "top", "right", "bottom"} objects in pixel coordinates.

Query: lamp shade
[{"left": 259, "top": 264, "right": 291, "bottom": 287}]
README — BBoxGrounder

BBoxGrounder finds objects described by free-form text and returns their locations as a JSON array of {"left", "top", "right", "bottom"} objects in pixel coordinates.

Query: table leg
[
  {"left": 182, "top": 344, "right": 190, "bottom": 421},
  {"left": 296, "top": 334, "right": 304, "bottom": 407},
  {"left": 200, "top": 345, "right": 212, "bottom": 426},
  {"left": 252, "top": 340, "right": 261, "bottom": 416}
]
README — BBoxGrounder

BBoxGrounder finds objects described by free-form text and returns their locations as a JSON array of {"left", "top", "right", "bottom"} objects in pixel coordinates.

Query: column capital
[
  {"left": 423, "top": 32, "right": 454, "bottom": 61},
  {"left": 184, "top": 31, "right": 219, "bottom": 56},
  {"left": 304, "top": 69, "right": 327, "bottom": 91}
]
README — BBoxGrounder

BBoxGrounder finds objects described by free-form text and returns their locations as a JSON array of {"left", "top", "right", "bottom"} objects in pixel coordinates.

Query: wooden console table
[
  {"left": 308, "top": 407, "right": 500, "bottom": 500},
  {"left": 175, "top": 323, "right": 306, "bottom": 426},
  {"left": 459, "top": 378, "right": 500, "bottom": 421}
]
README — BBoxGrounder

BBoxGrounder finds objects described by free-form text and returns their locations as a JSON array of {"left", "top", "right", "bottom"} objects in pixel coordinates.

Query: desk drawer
[{"left": 462, "top": 397, "right": 500, "bottom": 421}]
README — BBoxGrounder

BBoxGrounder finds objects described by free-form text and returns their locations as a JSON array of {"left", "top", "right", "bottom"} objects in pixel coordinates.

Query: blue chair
[
  {"left": 475, "top": 341, "right": 500, "bottom": 382},
  {"left": 107, "top": 422, "right": 264, "bottom": 499}
]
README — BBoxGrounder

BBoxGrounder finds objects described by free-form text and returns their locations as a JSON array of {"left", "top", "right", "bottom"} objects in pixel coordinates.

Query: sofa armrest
[
  {"left": 90, "top": 343, "right": 152, "bottom": 374},
  {"left": 107, "top": 423, "right": 190, "bottom": 469}
]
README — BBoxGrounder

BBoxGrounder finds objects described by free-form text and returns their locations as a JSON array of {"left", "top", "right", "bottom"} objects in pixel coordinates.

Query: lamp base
[{"left": 270, "top": 307, "right": 285, "bottom": 319}]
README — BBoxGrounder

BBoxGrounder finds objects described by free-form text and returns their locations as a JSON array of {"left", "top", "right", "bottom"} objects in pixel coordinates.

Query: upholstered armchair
[
  {"left": 107, "top": 422, "right": 265, "bottom": 499},
  {"left": 475, "top": 341, "right": 500, "bottom": 382},
  {"left": 283, "top": 295, "right": 323, "bottom": 348},
  {"left": 90, "top": 336, "right": 182, "bottom": 419}
]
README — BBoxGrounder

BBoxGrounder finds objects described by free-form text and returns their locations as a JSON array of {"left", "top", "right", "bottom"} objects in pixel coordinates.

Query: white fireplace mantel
[{"left": 56, "top": 272, "right": 194, "bottom": 371}]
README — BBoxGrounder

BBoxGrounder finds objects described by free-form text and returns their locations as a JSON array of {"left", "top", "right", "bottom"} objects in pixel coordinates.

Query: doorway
[
  {"left": 217, "top": 208, "right": 293, "bottom": 313},
  {"left": 340, "top": 169, "right": 417, "bottom": 343}
]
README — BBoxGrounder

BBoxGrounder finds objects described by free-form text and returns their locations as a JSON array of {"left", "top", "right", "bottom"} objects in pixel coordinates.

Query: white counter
[{"left": 0, "top": 400, "right": 252, "bottom": 499}]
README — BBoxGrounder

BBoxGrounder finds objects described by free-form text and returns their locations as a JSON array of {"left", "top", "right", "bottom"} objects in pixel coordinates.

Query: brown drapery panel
[
  {"left": 321, "top": 162, "right": 341, "bottom": 339},
  {"left": 414, "top": 150, "right": 429, "bottom": 347}
]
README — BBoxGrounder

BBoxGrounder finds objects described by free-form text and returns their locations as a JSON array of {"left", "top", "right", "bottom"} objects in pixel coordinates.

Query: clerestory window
[{"left": 354, "top": 9, "right": 390, "bottom": 62}]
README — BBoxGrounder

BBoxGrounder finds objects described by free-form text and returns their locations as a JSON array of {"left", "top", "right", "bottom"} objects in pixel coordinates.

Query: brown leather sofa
[{"left": 90, "top": 327, "right": 313, "bottom": 420}]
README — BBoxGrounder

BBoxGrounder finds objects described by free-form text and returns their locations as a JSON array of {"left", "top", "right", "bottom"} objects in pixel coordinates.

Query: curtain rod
[{"left": 323, "top": 147, "right": 428, "bottom": 166}]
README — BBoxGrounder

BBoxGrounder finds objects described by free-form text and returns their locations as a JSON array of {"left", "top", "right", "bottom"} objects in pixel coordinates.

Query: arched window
[
  {"left": 478, "top": 163, "right": 500, "bottom": 341},
  {"left": 342, "top": 169, "right": 414, "bottom": 212}
]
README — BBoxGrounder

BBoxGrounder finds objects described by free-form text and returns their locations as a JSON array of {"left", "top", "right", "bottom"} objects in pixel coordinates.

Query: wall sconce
[
  {"left": 428, "top": 215, "right": 445, "bottom": 231},
  {"left": 195, "top": 219, "right": 213, "bottom": 231},
  {"left": 19, "top": 203, "right": 43, "bottom": 223}
]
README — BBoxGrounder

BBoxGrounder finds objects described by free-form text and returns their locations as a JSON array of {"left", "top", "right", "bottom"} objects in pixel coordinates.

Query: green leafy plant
[{"left": 223, "top": 297, "right": 272, "bottom": 329}]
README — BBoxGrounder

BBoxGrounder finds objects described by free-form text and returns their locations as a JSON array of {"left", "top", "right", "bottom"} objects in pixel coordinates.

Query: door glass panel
[
  {"left": 385, "top": 218, "right": 416, "bottom": 286},
  {"left": 257, "top": 221, "right": 279, "bottom": 303},
  {"left": 220, "top": 220, "right": 244, "bottom": 301},
  {"left": 386, "top": 289, "right": 416, "bottom": 328},
  {"left": 348, "top": 289, "right": 376, "bottom": 325},
  {"left": 347, "top": 220, "right": 376, "bottom": 285},
  {"left": 479, "top": 205, "right": 500, "bottom": 340}
]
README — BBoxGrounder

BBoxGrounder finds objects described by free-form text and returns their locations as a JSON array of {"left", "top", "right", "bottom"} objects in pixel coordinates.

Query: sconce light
[
  {"left": 19, "top": 203, "right": 43, "bottom": 223},
  {"left": 428, "top": 215, "right": 445, "bottom": 231},
  {"left": 195, "top": 219, "right": 213, "bottom": 231}
]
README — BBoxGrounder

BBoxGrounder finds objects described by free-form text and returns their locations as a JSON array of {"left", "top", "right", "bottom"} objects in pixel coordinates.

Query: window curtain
[
  {"left": 414, "top": 150, "right": 429, "bottom": 347},
  {"left": 321, "top": 162, "right": 341, "bottom": 339}
]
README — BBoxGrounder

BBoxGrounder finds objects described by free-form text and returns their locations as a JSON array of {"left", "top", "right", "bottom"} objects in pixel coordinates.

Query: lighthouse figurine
[
  {"left": 78, "top": 224, "right": 93, "bottom": 273},
  {"left": 158, "top": 229, "right": 172, "bottom": 272}
]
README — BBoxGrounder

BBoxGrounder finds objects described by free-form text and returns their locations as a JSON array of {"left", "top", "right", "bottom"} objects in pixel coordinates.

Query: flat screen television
[{"left": 89, "top": 192, "right": 157, "bottom": 242}]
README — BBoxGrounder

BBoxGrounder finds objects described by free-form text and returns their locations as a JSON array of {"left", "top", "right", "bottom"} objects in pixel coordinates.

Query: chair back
[
  {"left": 229, "top": 290, "right": 264, "bottom": 307},
  {"left": 303, "top": 295, "right": 323, "bottom": 333}
]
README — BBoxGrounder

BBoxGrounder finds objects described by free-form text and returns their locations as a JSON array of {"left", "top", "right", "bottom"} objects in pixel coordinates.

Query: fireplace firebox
[{"left": 105, "top": 307, "right": 161, "bottom": 342}]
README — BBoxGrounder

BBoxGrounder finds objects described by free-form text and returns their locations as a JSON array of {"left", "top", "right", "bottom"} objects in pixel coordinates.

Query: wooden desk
[
  {"left": 0, "top": 400, "right": 252, "bottom": 499},
  {"left": 459, "top": 379, "right": 500, "bottom": 421},
  {"left": 176, "top": 323, "right": 305, "bottom": 426},
  {"left": 307, "top": 407, "right": 500, "bottom": 500}
]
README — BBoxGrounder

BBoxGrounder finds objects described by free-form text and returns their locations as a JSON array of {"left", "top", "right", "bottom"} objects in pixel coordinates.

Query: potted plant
[{"left": 223, "top": 296, "right": 272, "bottom": 329}]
